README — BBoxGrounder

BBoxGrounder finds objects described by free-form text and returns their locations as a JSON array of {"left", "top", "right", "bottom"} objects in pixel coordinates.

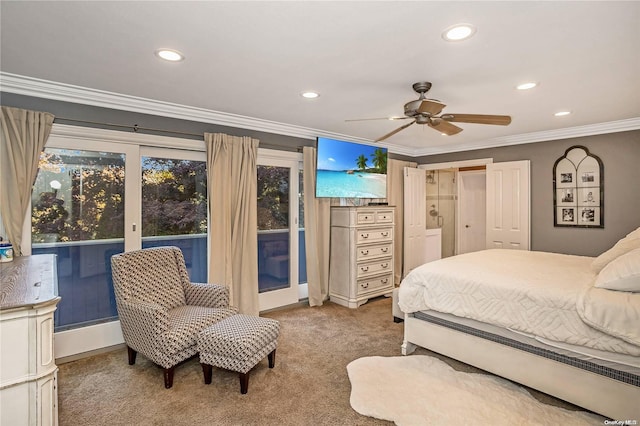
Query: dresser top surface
[{"left": 0, "top": 255, "right": 60, "bottom": 310}]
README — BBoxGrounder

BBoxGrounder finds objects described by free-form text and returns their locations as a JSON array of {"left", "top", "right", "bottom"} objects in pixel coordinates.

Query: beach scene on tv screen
[{"left": 316, "top": 138, "right": 387, "bottom": 198}]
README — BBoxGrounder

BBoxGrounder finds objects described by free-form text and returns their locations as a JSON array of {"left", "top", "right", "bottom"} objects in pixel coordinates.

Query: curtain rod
[
  {"left": 53, "top": 117, "right": 305, "bottom": 152},
  {"left": 54, "top": 117, "right": 204, "bottom": 138}
]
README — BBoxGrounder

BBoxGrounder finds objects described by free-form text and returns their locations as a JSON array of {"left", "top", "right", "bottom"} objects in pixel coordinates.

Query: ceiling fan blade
[
  {"left": 345, "top": 116, "right": 411, "bottom": 122},
  {"left": 440, "top": 113, "right": 512, "bottom": 125},
  {"left": 375, "top": 120, "right": 416, "bottom": 142},
  {"left": 428, "top": 118, "right": 463, "bottom": 135},
  {"left": 418, "top": 100, "right": 446, "bottom": 115}
]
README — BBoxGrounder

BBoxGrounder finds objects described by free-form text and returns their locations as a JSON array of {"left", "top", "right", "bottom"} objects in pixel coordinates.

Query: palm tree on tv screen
[
  {"left": 356, "top": 154, "right": 368, "bottom": 171},
  {"left": 371, "top": 148, "right": 387, "bottom": 173}
]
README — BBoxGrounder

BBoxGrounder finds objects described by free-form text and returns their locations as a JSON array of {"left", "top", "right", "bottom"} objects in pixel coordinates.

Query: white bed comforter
[{"left": 398, "top": 249, "right": 640, "bottom": 356}]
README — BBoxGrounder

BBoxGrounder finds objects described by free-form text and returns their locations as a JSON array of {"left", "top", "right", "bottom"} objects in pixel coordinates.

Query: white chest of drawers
[
  {"left": 329, "top": 206, "right": 395, "bottom": 308},
  {"left": 1, "top": 255, "right": 60, "bottom": 426}
]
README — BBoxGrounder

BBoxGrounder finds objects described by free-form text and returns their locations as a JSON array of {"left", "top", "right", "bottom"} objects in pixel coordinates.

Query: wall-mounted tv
[{"left": 315, "top": 137, "right": 387, "bottom": 198}]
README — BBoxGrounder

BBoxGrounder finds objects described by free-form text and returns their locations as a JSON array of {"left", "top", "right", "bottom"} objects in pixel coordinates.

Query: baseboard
[
  {"left": 54, "top": 320, "right": 124, "bottom": 360},
  {"left": 261, "top": 298, "right": 309, "bottom": 314},
  {"left": 56, "top": 343, "right": 126, "bottom": 364}
]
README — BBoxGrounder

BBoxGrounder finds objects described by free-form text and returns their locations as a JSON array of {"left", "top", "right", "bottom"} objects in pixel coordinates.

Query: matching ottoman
[{"left": 197, "top": 314, "right": 280, "bottom": 394}]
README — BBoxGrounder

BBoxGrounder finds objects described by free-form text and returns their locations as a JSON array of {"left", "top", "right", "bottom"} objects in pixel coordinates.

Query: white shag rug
[{"left": 347, "top": 356, "right": 604, "bottom": 426}]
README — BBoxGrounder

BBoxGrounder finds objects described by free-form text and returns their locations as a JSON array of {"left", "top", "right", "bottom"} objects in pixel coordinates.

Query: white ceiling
[{"left": 1, "top": 1, "right": 639, "bottom": 155}]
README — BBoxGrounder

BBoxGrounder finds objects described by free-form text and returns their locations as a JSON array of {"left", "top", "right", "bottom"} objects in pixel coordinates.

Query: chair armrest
[
  {"left": 117, "top": 299, "right": 170, "bottom": 350},
  {"left": 184, "top": 282, "right": 231, "bottom": 309}
]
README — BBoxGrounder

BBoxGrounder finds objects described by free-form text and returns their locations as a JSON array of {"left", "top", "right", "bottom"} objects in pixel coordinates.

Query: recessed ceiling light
[
  {"left": 517, "top": 82, "right": 537, "bottom": 90},
  {"left": 155, "top": 49, "right": 184, "bottom": 62},
  {"left": 301, "top": 91, "right": 319, "bottom": 99},
  {"left": 442, "top": 24, "right": 477, "bottom": 41},
  {"left": 554, "top": 111, "right": 571, "bottom": 117}
]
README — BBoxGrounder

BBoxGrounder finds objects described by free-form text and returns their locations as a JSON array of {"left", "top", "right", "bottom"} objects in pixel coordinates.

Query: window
[{"left": 32, "top": 148, "right": 125, "bottom": 329}]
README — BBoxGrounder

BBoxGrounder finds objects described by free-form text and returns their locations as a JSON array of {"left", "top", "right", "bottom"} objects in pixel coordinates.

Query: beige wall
[{"left": 415, "top": 130, "right": 640, "bottom": 257}]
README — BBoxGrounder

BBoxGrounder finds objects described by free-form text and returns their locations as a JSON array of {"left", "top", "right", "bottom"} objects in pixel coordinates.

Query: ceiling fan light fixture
[
  {"left": 555, "top": 111, "right": 571, "bottom": 117},
  {"left": 155, "top": 49, "right": 184, "bottom": 62},
  {"left": 442, "top": 24, "right": 477, "bottom": 41},
  {"left": 301, "top": 91, "right": 319, "bottom": 99},
  {"left": 517, "top": 82, "right": 537, "bottom": 90}
]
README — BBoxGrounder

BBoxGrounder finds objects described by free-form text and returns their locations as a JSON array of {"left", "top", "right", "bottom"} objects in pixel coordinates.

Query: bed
[{"left": 398, "top": 233, "right": 640, "bottom": 420}]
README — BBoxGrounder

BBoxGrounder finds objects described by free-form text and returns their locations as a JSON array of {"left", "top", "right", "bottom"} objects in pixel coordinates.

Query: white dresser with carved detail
[
  {"left": 329, "top": 206, "right": 394, "bottom": 308},
  {"left": 1, "top": 255, "right": 60, "bottom": 426}
]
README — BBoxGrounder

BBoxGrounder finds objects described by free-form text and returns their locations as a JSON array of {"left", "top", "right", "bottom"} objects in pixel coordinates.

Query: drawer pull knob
[
  {"left": 361, "top": 283, "right": 369, "bottom": 289},
  {"left": 361, "top": 250, "right": 369, "bottom": 255},
  {"left": 361, "top": 266, "right": 369, "bottom": 272},
  {"left": 381, "top": 263, "right": 388, "bottom": 268},
  {"left": 381, "top": 248, "right": 388, "bottom": 253},
  {"left": 381, "top": 278, "right": 388, "bottom": 284},
  {"left": 361, "top": 233, "right": 369, "bottom": 239},
  {"left": 381, "top": 232, "right": 389, "bottom": 237}
]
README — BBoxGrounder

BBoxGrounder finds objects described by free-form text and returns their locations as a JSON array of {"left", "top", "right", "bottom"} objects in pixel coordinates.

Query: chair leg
[
  {"left": 127, "top": 346, "right": 137, "bottom": 365},
  {"left": 164, "top": 367, "right": 175, "bottom": 389},
  {"left": 268, "top": 349, "right": 276, "bottom": 368},
  {"left": 201, "top": 363, "right": 213, "bottom": 385},
  {"left": 239, "top": 372, "right": 250, "bottom": 394}
]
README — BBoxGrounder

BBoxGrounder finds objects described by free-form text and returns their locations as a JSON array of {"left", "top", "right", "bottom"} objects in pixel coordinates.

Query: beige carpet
[
  {"left": 57, "top": 297, "right": 600, "bottom": 425},
  {"left": 348, "top": 355, "right": 603, "bottom": 426}
]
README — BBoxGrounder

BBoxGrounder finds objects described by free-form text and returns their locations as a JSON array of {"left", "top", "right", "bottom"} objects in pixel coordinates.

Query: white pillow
[
  {"left": 591, "top": 235, "right": 640, "bottom": 273},
  {"left": 626, "top": 226, "right": 640, "bottom": 239},
  {"left": 595, "top": 248, "right": 640, "bottom": 292}
]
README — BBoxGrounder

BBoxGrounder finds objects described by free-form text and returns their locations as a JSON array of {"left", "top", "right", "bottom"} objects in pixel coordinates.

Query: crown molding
[
  {"left": 0, "top": 72, "right": 416, "bottom": 150},
  {"left": 2, "top": 72, "right": 637, "bottom": 158},
  {"left": 408, "top": 118, "right": 640, "bottom": 156}
]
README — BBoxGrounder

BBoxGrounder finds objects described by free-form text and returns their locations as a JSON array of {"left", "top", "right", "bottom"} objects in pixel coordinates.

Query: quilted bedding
[{"left": 398, "top": 249, "right": 640, "bottom": 356}]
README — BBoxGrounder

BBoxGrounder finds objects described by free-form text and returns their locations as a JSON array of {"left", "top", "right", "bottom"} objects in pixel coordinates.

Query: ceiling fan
[{"left": 348, "top": 82, "right": 512, "bottom": 142}]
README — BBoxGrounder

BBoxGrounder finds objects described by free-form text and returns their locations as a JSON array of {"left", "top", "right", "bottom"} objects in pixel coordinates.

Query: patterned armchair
[{"left": 111, "top": 246, "right": 237, "bottom": 388}]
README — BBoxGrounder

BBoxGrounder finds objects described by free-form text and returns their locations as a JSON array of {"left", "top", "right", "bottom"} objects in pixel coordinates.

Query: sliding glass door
[
  {"left": 140, "top": 148, "right": 208, "bottom": 282},
  {"left": 31, "top": 140, "right": 138, "bottom": 331},
  {"left": 257, "top": 152, "right": 301, "bottom": 310},
  {"left": 31, "top": 129, "right": 305, "bottom": 335}
]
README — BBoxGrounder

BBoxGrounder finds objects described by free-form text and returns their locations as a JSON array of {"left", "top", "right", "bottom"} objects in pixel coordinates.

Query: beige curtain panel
[
  {"left": 303, "top": 147, "right": 331, "bottom": 306},
  {"left": 387, "top": 159, "right": 417, "bottom": 286},
  {"left": 0, "top": 106, "right": 54, "bottom": 256},
  {"left": 205, "top": 133, "right": 259, "bottom": 316}
]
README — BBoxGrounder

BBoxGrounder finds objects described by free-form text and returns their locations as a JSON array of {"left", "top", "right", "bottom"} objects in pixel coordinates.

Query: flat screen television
[{"left": 315, "top": 137, "right": 387, "bottom": 198}]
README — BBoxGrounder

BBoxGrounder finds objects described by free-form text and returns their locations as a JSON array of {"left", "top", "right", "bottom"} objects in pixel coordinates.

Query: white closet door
[
  {"left": 486, "top": 160, "right": 530, "bottom": 250},
  {"left": 458, "top": 170, "right": 487, "bottom": 254},
  {"left": 403, "top": 167, "right": 428, "bottom": 276}
]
